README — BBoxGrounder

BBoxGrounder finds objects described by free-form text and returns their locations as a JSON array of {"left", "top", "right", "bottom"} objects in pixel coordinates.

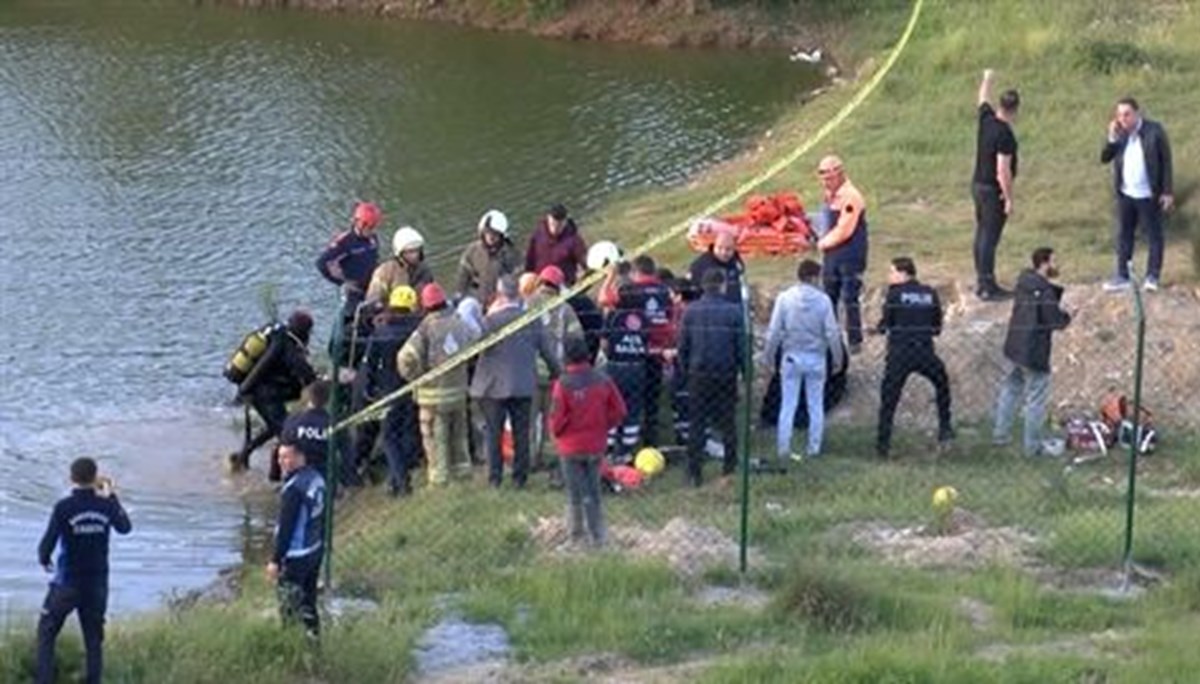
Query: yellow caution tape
[{"left": 332, "top": 0, "right": 925, "bottom": 433}]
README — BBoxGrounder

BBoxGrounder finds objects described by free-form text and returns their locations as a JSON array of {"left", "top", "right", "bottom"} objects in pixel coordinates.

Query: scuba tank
[{"left": 223, "top": 323, "right": 282, "bottom": 384}]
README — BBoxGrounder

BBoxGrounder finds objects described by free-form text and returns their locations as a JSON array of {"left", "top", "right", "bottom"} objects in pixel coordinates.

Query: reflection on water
[{"left": 0, "top": 1, "right": 815, "bottom": 617}]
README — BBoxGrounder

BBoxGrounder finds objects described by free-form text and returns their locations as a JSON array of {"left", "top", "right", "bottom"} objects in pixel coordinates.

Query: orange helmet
[
  {"left": 538, "top": 265, "right": 566, "bottom": 288},
  {"left": 420, "top": 283, "right": 447, "bottom": 310},
  {"left": 352, "top": 202, "right": 381, "bottom": 229}
]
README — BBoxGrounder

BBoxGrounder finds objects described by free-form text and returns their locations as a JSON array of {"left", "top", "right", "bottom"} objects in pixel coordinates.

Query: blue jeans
[
  {"left": 993, "top": 363, "right": 1051, "bottom": 455},
  {"left": 561, "top": 456, "right": 606, "bottom": 545},
  {"left": 777, "top": 351, "right": 827, "bottom": 457}
]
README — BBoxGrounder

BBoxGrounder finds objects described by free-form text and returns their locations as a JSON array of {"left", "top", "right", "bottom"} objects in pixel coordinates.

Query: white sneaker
[
  {"left": 1143, "top": 278, "right": 1160, "bottom": 292},
  {"left": 1102, "top": 278, "right": 1132, "bottom": 293}
]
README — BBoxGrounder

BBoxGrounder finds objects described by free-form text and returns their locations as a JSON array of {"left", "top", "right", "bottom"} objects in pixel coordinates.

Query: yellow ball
[
  {"left": 634, "top": 447, "right": 666, "bottom": 477},
  {"left": 931, "top": 486, "right": 958, "bottom": 513}
]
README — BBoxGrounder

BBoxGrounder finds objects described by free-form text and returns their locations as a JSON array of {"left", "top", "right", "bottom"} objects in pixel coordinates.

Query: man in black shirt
[
  {"left": 875, "top": 258, "right": 954, "bottom": 458},
  {"left": 972, "top": 69, "right": 1020, "bottom": 302},
  {"left": 36, "top": 457, "right": 132, "bottom": 684}
]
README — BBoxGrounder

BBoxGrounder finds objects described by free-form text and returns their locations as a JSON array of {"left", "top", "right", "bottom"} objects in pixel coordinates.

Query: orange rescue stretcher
[{"left": 687, "top": 191, "right": 816, "bottom": 257}]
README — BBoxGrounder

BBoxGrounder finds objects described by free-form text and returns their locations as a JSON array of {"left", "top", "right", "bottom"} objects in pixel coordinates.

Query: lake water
[{"left": 0, "top": 0, "right": 816, "bottom": 618}]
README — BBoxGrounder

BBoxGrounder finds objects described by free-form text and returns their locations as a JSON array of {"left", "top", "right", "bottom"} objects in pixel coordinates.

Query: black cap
[
  {"left": 287, "top": 310, "right": 314, "bottom": 343},
  {"left": 549, "top": 203, "right": 568, "bottom": 221}
]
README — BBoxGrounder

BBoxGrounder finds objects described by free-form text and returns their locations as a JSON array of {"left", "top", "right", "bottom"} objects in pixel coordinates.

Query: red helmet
[
  {"left": 352, "top": 202, "right": 381, "bottom": 229},
  {"left": 420, "top": 283, "right": 447, "bottom": 310},
  {"left": 538, "top": 265, "right": 566, "bottom": 289}
]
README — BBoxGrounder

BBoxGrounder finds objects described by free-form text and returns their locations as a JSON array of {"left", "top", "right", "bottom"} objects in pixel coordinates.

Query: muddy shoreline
[{"left": 207, "top": 0, "right": 831, "bottom": 52}]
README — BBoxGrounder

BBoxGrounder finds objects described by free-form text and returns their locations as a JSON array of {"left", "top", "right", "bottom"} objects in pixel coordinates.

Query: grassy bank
[
  {"left": 590, "top": 0, "right": 1199, "bottom": 290},
  {"left": 7, "top": 428, "right": 1200, "bottom": 682},
  {"left": 6, "top": 2, "right": 1200, "bottom": 682}
]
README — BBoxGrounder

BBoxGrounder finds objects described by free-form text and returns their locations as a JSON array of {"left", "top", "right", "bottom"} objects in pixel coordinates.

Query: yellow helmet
[
  {"left": 634, "top": 447, "right": 666, "bottom": 477},
  {"left": 388, "top": 285, "right": 418, "bottom": 311}
]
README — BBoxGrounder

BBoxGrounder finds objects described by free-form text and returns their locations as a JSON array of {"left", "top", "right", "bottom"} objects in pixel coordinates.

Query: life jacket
[{"left": 223, "top": 323, "right": 283, "bottom": 384}]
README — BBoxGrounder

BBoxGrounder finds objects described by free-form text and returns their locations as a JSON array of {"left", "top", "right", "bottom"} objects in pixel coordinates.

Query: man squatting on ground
[
  {"left": 874, "top": 257, "right": 955, "bottom": 458},
  {"left": 37, "top": 457, "right": 132, "bottom": 684}
]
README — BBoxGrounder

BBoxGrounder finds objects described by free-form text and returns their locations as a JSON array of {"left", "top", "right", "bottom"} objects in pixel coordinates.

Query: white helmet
[
  {"left": 586, "top": 240, "right": 623, "bottom": 271},
  {"left": 392, "top": 226, "right": 425, "bottom": 255},
  {"left": 477, "top": 209, "right": 509, "bottom": 237}
]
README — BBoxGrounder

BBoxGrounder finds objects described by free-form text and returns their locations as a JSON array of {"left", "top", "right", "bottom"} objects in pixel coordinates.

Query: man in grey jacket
[
  {"left": 470, "top": 276, "right": 562, "bottom": 488},
  {"left": 762, "top": 259, "right": 845, "bottom": 461}
]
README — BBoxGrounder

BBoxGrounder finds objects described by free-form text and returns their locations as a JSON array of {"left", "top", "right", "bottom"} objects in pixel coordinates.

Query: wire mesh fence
[{"left": 312, "top": 269, "right": 1200, "bottom": 606}]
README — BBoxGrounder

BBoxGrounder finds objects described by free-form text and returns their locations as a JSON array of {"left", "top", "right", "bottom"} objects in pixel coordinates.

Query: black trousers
[
  {"left": 241, "top": 396, "right": 288, "bottom": 467},
  {"left": 37, "top": 581, "right": 107, "bottom": 684},
  {"left": 1115, "top": 194, "right": 1165, "bottom": 280},
  {"left": 687, "top": 372, "right": 738, "bottom": 479},
  {"left": 877, "top": 347, "right": 953, "bottom": 450},
  {"left": 479, "top": 397, "right": 533, "bottom": 486},
  {"left": 278, "top": 553, "right": 322, "bottom": 636},
  {"left": 382, "top": 398, "right": 420, "bottom": 492},
  {"left": 972, "top": 182, "right": 1008, "bottom": 290},
  {"left": 643, "top": 357, "right": 664, "bottom": 446}
]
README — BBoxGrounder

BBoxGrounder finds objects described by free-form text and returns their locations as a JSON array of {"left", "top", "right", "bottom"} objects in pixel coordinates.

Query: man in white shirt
[{"left": 1100, "top": 97, "right": 1174, "bottom": 292}]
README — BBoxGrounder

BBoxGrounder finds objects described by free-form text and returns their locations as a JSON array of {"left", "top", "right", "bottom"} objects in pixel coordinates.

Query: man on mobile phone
[
  {"left": 1100, "top": 97, "right": 1174, "bottom": 293},
  {"left": 36, "top": 457, "right": 132, "bottom": 684}
]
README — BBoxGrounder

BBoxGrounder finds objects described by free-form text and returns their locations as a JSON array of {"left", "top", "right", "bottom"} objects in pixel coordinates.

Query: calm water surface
[{"left": 0, "top": 0, "right": 817, "bottom": 617}]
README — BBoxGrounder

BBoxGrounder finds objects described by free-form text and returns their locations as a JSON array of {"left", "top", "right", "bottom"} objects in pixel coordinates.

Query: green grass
[
  {"left": 6, "top": 1, "right": 1200, "bottom": 681},
  {"left": 5, "top": 426, "right": 1200, "bottom": 681},
  {"left": 588, "top": 0, "right": 1200, "bottom": 289}
]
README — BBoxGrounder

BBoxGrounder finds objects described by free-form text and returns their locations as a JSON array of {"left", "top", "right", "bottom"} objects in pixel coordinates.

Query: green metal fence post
[
  {"left": 1121, "top": 261, "right": 1147, "bottom": 586},
  {"left": 739, "top": 283, "right": 753, "bottom": 574},
  {"left": 322, "top": 310, "right": 346, "bottom": 591}
]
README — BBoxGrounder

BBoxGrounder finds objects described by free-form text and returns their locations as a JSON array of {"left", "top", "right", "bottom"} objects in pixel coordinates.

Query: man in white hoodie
[{"left": 762, "top": 259, "right": 845, "bottom": 462}]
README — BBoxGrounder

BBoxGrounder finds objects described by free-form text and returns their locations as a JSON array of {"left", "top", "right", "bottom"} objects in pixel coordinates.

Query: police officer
[
  {"left": 267, "top": 441, "right": 326, "bottom": 639},
  {"left": 874, "top": 257, "right": 954, "bottom": 458},
  {"left": 275, "top": 380, "right": 348, "bottom": 485},
  {"left": 36, "top": 457, "right": 132, "bottom": 684}
]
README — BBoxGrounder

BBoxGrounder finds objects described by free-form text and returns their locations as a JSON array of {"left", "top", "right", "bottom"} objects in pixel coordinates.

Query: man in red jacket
[{"left": 549, "top": 337, "right": 627, "bottom": 548}]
